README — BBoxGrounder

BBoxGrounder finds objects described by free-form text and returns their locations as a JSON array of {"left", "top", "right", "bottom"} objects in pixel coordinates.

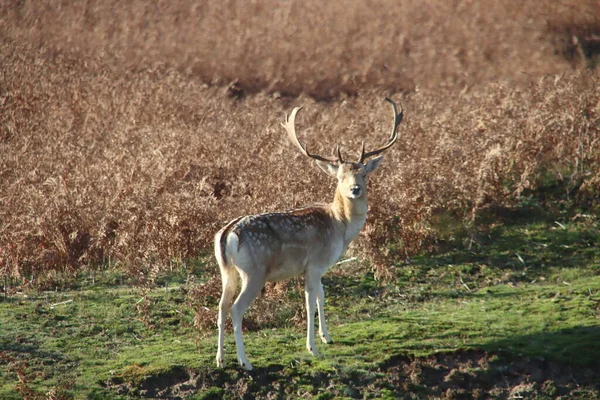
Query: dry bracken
[{"left": 0, "top": 0, "right": 599, "bottom": 290}]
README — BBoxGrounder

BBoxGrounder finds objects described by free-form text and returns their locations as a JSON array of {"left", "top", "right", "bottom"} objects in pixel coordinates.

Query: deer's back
[{"left": 226, "top": 205, "right": 345, "bottom": 281}]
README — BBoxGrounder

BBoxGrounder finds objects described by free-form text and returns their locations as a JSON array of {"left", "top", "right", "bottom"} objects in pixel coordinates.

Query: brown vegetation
[{"left": 1, "top": 0, "right": 599, "bottom": 288}]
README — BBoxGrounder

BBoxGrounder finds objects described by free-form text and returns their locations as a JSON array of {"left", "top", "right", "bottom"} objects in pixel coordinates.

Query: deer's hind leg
[
  {"left": 216, "top": 268, "right": 239, "bottom": 368},
  {"left": 230, "top": 270, "right": 265, "bottom": 371}
]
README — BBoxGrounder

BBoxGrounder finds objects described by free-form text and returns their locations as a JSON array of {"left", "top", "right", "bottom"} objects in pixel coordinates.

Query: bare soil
[{"left": 104, "top": 350, "right": 599, "bottom": 399}]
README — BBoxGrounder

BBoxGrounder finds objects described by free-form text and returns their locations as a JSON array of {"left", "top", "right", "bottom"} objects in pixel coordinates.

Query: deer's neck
[{"left": 332, "top": 188, "right": 368, "bottom": 242}]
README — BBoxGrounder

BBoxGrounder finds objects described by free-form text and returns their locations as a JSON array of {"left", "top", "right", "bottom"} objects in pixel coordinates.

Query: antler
[
  {"left": 358, "top": 98, "right": 403, "bottom": 163},
  {"left": 282, "top": 107, "right": 342, "bottom": 163}
]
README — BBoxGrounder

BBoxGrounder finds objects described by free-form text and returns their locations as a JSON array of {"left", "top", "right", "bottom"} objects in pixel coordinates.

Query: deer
[{"left": 214, "top": 98, "right": 403, "bottom": 370}]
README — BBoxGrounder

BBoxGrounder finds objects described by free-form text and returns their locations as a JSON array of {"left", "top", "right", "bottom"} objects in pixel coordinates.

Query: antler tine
[
  {"left": 281, "top": 107, "right": 340, "bottom": 163},
  {"left": 358, "top": 98, "right": 404, "bottom": 163},
  {"left": 336, "top": 145, "right": 344, "bottom": 163}
]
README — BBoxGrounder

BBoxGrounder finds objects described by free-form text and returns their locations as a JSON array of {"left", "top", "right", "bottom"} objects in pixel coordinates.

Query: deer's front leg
[
  {"left": 316, "top": 281, "right": 332, "bottom": 344},
  {"left": 304, "top": 272, "right": 320, "bottom": 356}
]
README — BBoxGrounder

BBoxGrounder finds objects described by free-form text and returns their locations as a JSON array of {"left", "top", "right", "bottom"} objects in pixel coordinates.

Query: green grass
[{"left": 1, "top": 210, "right": 599, "bottom": 399}]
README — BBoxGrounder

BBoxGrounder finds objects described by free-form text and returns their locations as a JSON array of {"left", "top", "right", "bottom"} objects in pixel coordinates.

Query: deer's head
[{"left": 281, "top": 98, "right": 403, "bottom": 200}]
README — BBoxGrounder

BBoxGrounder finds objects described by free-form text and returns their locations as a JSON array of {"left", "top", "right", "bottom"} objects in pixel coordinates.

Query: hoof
[
  {"left": 307, "top": 346, "right": 319, "bottom": 356},
  {"left": 320, "top": 335, "right": 333, "bottom": 344},
  {"left": 239, "top": 360, "right": 253, "bottom": 371}
]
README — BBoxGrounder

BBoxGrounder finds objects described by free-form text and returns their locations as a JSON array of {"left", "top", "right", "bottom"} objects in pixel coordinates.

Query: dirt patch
[
  {"left": 378, "top": 350, "right": 599, "bottom": 399},
  {"left": 104, "top": 364, "right": 287, "bottom": 399},
  {"left": 104, "top": 351, "right": 599, "bottom": 399}
]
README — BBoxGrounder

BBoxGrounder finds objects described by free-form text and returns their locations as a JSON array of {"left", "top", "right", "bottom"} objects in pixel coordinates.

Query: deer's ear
[
  {"left": 365, "top": 155, "right": 384, "bottom": 174},
  {"left": 315, "top": 160, "right": 339, "bottom": 177}
]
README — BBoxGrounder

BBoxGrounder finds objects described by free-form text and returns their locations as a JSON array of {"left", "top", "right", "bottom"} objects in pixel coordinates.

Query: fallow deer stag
[{"left": 215, "top": 98, "right": 403, "bottom": 370}]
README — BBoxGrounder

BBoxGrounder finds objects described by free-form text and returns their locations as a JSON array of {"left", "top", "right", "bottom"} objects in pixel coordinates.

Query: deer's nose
[{"left": 350, "top": 186, "right": 362, "bottom": 197}]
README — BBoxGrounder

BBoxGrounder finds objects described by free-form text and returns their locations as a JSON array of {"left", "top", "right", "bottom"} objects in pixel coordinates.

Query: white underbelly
[{"left": 267, "top": 263, "right": 307, "bottom": 282}]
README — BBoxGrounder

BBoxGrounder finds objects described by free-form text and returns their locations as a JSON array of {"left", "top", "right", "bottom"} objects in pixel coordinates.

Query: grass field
[
  {"left": 1, "top": 0, "right": 599, "bottom": 398},
  {"left": 2, "top": 202, "right": 599, "bottom": 399}
]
